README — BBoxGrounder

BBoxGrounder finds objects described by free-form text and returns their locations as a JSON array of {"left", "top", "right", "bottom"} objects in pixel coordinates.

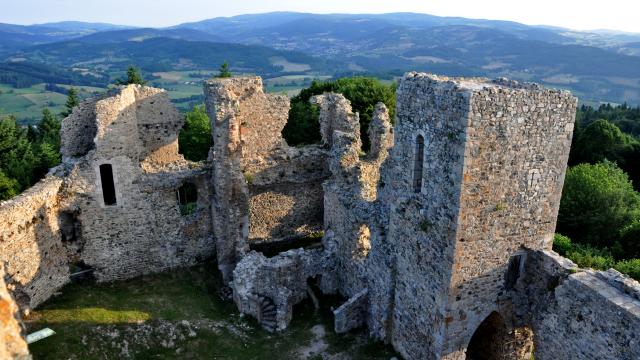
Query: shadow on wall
[{"left": 0, "top": 184, "right": 71, "bottom": 311}]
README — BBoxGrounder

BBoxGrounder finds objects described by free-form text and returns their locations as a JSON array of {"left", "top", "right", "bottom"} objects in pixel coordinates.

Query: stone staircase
[{"left": 258, "top": 295, "right": 277, "bottom": 332}]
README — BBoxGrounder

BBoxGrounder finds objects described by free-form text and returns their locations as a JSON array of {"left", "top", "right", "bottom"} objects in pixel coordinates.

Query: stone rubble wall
[
  {"left": 0, "top": 175, "right": 69, "bottom": 309},
  {"left": 0, "top": 265, "right": 31, "bottom": 360},
  {"left": 444, "top": 75, "right": 577, "bottom": 355},
  {"left": 524, "top": 251, "right": 640, "bottom": 360},
  {"left": 378, "top": 73, "right": 472, "bottom": 359},
  {"left": 333, "top": 288, "right": 369, "bottom": 333},
  {"left": 60, "top": 85, "right": 213, "bottom": 282},
  {"left": 232, "top": 249, "right": 326, "bottom": 330},
  {"left": 205, "top": 77, "right": 329, "bottom": 282}
]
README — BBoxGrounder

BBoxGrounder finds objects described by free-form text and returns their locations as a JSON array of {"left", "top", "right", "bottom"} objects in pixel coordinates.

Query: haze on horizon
[{"left": 2, "top": 0, "right": 640, "bottom": 34}]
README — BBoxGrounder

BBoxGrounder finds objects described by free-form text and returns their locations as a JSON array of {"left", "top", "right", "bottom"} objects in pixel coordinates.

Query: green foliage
[
  {"left": 178, "top": 105, "right": 212, "bottom": 161},
  {"left": 217, "top": 62, "right": 232, "bottom": 78},
  {"left": 0, "top": 110, "right": 61, "bottom": 200},
  {"left": 60, "top": 87, "right": 79, "bottom": 117},
  {"left": 552, "top": 234, "right": 572, "bottom": 256},
  {"left": 613, "top": 259, "right": 640, "bottom": 280},
  {"left": 620, "top": 220, "right": 640, "bottom": 259},
  {"left": 571, "top": 119, "right": 637, "bottom": 165},
  {"left": 0, "top": 170, "right": 19, "bottom": 201},
  {"left": 282, "top": 77, "right": 396, "bottom": 150},
  {"left": 552, "top": 233, "right": 640, "bottom": 280},
  {"left": 115, "top": 66, "right": 147, "bottom": 86},
  {"left": 557, "top": 161, "right": 640, "bottom": 248}
]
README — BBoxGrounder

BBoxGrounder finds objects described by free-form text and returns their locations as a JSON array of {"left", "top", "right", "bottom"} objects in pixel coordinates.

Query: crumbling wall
[
  {"left": 0, "top": 176, "right": 69, "bottom": 309},
  {"left": 62, "top": 85, "right": 214, "bottom": 282},
  {"left": 373, "top": 73, "right": 577, "bottom": 359},
  {"left": 232, "top": 249, "right": 326, "bottom": 331},
  {"left": 521, "top": 251, "right": 640, "bottom": 360},
  {"left": 205, "top": 77, "right": 329, "bottom": 281},
  {"left": 0, "top": 265, "right": 30, "bottom": 360}
]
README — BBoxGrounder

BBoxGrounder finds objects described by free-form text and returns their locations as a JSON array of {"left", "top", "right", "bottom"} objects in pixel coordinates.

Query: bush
[
  {"left": 282, "top": 77, "right": 396, "bottom": 150},
  {"left": 178, "top": 105, "right": 212, "bottom": 161},
  {"left": 554, "top": 233, "right": 640, "bottom": 280},
  {"left": 557, "top": 161, "right": 640, "bottom": 248},
  {"left": 613, "top": 259, "right": 640, "bottom": 280},
  {"left": 553, "top": 234, "right": 572, "bottom": 256},
  {"left": 619, "top": 220, "right": 640, "bottom": 259}
]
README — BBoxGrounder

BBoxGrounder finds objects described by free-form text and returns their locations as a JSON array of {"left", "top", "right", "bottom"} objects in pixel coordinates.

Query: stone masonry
[{"left": 1, "top": 73, "right": 639, "bottom": 360}]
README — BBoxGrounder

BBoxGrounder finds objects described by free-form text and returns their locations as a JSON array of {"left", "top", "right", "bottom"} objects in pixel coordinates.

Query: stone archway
[{"left": 466, "top": 311, "right": 508, "bottom": 360}]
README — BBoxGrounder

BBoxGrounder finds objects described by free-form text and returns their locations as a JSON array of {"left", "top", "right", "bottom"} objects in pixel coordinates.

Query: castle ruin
[{"left": 1, "top": 73, "right": 639, "bottom": 359}]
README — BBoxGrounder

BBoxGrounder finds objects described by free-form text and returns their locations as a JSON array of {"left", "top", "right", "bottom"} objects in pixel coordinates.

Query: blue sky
[{"left": 3, "top": 0, "right": 640, "bottom": 33}]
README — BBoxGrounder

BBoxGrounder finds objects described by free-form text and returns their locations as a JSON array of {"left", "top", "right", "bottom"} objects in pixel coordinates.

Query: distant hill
[
  {"left": 10, "top": 37, "right": 337, "bottom": 75},
  {"left": 0, "top": 61, "right": 109, "bottom": 88},
  {"left": 174, "top": 12, "right": 640, "bottom": 104},
  {"left": 69, "top": 28, "right": 220, "bottom": 44},
  {"left": 2, "top": 12, "right": 640, "bottom": 104},
  {"left": 0, "top": 21, "right": 134, "bottom": 54}
]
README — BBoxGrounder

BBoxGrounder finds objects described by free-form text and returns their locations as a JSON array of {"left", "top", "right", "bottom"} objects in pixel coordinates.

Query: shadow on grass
[{"left": 26, "top": 260, "right": 399, "bottom": 360}]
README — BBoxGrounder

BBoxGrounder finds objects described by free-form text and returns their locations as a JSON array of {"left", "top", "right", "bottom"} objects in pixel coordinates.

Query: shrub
[
  {"left": 557, "top": 161, "right": 640, "bottom": 248},
  {"left": 619, "top": 220, "right": 640, "bottom": 259},
  {"left": 613, "top": 259, "right": 640, "bottom": 280},
  {"left": 553, "top": 234, "right": 572, "bottom": 256}
]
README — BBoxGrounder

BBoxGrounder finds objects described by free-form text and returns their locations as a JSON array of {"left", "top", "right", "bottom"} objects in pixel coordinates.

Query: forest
[{"left": 1, "top": 72, "right": 639, "bottom": 279}]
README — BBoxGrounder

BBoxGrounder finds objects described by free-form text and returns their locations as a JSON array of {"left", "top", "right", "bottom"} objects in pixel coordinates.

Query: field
[
  {"left": 0, "top": 83, "right": 104, "bottom": 124},
  {"left": 25, "top": 262, "right": 398, "bottom": 360}
]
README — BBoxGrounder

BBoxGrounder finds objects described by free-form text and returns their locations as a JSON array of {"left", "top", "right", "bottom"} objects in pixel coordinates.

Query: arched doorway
[{"left": 466, "top": 312, "right": 508, "bottom": 360}]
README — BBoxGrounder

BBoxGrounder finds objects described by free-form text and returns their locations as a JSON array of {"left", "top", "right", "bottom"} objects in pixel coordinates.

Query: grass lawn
[{"left": 25, "top": 262, "right": 398, "bottom": 360}]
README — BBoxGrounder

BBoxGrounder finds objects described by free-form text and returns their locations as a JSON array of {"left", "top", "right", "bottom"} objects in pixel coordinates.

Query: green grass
[{"left": 26, "top": 262, "right": 398, "bottom": 359}]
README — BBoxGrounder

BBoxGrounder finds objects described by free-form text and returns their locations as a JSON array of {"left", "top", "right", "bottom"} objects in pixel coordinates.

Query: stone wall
[
  {"left": 0, "top": 265, "right": 30, "bottom": 360},
  {"left": 524, "top": 251, "right": 640, "bottom": 360},
  {"left": 374, "top": 73, "right": 577, "bottom": 359},
  {"left": 61, "top": 85, "right": 214, "bottom": 281},
  {"left": 0, "top": 175, "right": 68, "bottom": 309},
  {"left": 205, "top": 77, "right": 329, "bottom": 281}
]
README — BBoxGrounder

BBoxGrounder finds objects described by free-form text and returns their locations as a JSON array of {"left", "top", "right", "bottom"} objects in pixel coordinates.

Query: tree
[
  {"left": 217, "top": 62, "right": 232, "bottom": 78},
  {"left": 0, "top": 169, "right": 19, "bottom": 201},
  {"left": 61, "top": 87, "right": 79, "bottom": 117},
  {"left": 115, "top": 66, "right": 147, "bottom": 86},
  {"left": 178, "top": 105, "right": 212, "bottom": 161},
  {"left": 35, "top": 109, "right": 61, "bottom": 170},
  {"left": 557, "top": 161, "right": 640, "bottom": 248},
  {"left": 571, "top": 119, "right": 637, "bottom": 165},
  {"left": 620, "top": 221, "right": 640, "bottom": 260},
  {"left": 0, "top": 116, "right": 39, "bottom": 190},
  {"left": 282, "top": 77, "right": 396, "bottom": 150}
]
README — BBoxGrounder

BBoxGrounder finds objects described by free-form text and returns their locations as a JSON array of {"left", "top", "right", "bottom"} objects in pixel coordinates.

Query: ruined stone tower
[{"left": 373, "top": 73, "right": 577, "bottom": 359}]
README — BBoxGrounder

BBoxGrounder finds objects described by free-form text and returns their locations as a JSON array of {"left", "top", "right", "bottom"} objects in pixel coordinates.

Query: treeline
[
  {"left": 555, "top": 104, "right": 640, "bottom": 279},
  {"left": 282, "top": 77, "right": 396, "bottom": 150},
  {"left": 0, "top": 61, "right": 109, "bottom": 88},
  {"left": 0, "top": 88, "right": 79, "bottom": 200}
]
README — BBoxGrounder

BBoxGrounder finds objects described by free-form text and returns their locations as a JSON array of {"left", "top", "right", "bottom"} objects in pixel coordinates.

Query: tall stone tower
[{"left": 374, "top": 73, "right": 577, "bottom": 359}]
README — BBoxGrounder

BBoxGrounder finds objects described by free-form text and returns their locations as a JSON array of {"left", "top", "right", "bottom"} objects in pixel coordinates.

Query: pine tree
[
  {"left": 218, "top": 62, "right": 232, "bottom": 78},
  {"left": 61, "top": 87, "right": 79, "bottom": 117},
  {"left": 116, "top": 66, "right": 147, "bottom": 85}
]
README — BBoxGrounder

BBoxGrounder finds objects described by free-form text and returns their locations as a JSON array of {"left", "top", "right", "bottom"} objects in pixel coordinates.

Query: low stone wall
[
  {"left": 232, "top": 249, "right": 326, "bottom": 330},
  {"left": 0, "top": 176, "right": 69, "bottom": 309},
  {"left": 333, "top": 288, "right": 368, "bottom": 333},
  {"left": 0, "top": 265, "right": 31, "bottom": 360},
  {"left": 530, "top": 251, "right": 640, "bottom": 360}
]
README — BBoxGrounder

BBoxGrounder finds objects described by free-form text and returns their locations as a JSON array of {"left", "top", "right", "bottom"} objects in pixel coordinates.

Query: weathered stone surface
[
  {"left": 3, "top": 74, "right": 640, "bottom": 360},
  {"left": 0, "top": 265, "right": 31, "bottom": 360},
  {"left": 334, "top": 289, "right": 368, "bottom": 333},
  {"left": 0, "top": 175, "right": 69, "bottom": 309}
]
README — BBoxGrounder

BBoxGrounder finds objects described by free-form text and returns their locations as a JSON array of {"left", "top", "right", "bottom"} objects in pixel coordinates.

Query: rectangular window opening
[{"left": 99, "top": 164, "right": 117, "bottom": 206}]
